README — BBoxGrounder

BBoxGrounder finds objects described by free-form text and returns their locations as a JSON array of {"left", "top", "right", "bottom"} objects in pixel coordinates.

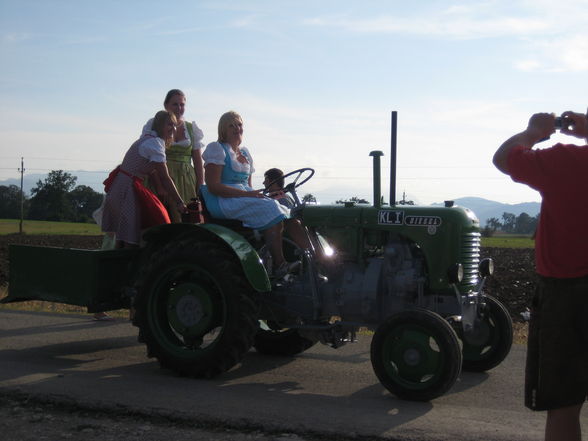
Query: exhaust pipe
[
  {"left": 369, "top": 150, "right": 384, "bottom": 208},
  {"left": 370, "top": 111, "right": 398, "bottom": 208},
  {"left": 390, "top": 111, "right": 397, "bottom": 207}
]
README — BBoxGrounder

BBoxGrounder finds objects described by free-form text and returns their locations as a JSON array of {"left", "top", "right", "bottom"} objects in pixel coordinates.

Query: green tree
[
  {"left": 501, "top": 212, "right": 516, "bottom": 233},
  {"left": 514, "top": 212, "right": 537, "bottom": 234},
  {"left": 336, "top": 196, "right": 369, "bottom": 204},
  {"left": 302, "top": 193, "right": 317, "bottom": 203},
  {"left": 0, "top": 185, "right": 28, "bottom": 219},
  {"left": 68, "top": 185, "right": 103, "bottom": 222},
  {"left": 482, "top": 217, "right": 501, "bottom": 237},
  {"left": 487, "top": 217, "right": 502, "bottom": 230},
  {"left": 28, "top": 170, "right": 77, "bottom": 221}
]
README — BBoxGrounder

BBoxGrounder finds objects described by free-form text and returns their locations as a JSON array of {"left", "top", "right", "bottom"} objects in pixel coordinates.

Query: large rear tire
[
  {"left": 461, "top": 295, "right": 513, "bottom": 372},
  {"left": 370, "top": 309, "right": 462, "bottom": 401},
  {"left": 134, "top": 239, "right": 258, "bottom": 377}
]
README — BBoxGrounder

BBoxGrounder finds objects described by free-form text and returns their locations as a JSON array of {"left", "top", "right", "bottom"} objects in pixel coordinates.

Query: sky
[{"left": 1, "top": 0, "right": 587, "bottom": 205}]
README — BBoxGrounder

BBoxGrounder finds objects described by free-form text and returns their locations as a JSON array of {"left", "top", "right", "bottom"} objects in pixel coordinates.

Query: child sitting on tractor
[{"left": 263, "top": 168, "right": 295, "bottom": 209}]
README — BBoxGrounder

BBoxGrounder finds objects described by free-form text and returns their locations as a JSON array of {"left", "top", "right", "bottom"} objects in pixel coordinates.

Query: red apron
[{"left": 104, "top": 166, "right": 170, "bottom": 228}]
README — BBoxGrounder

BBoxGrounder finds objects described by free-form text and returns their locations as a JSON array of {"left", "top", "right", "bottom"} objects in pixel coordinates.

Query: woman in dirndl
[
  {"left": 142, "top": 89, "right": 204, "bottom": 222},
  {"left": 101, "top": 110, "right": 186, "bottom": 248},
  {"left": 200, "top": 111, "right": 300, "bottom": 278}
]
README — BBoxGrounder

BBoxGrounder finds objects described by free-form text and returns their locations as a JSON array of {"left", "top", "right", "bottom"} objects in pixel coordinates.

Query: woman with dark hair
[
  {"left": 101, "top": 110, "right": 186, "bottom": 248},
  {"left": 142, "top": 89, "right": 204, "bottom": 222}
]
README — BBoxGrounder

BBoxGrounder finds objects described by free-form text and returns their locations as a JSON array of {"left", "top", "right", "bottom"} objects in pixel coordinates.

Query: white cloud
[
  {"left": 1, "top": 32, "right": 33, "bottom": 44},
  {"left": 303, "top": 2, "right": 588, "bottom": 73},
  {"left": 230, "top": 15, "right": 262, "bottom": 28},
  {"left": 515, "top": 59, "right": 542, "bottom": 71},
  {"left": 544, "top": 35, "right": 588, "bottom": 72},
  {"left": 515, "top": 34, "right": 588, "bottom": 72},
  {"left": 558, "top": 36, "right": 588, "bottom": 71},
  {"left": 303, "top": 9, "right": 549, "bottom": 40}
]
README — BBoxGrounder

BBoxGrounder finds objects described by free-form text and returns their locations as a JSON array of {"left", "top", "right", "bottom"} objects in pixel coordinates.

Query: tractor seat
[{"left": 198, "top": 191, "right": 252, "bottom": 233}]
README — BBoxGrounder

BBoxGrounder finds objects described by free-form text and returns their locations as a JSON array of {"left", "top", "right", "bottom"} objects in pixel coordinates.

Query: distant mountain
[{"left": 434, "top": 197, "right": 540, "bottom": 226}]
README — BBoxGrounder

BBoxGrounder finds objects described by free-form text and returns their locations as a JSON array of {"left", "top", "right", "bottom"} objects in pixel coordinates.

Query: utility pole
[{"left": 18, "top": 157, "right": 24, "bottom": 234}]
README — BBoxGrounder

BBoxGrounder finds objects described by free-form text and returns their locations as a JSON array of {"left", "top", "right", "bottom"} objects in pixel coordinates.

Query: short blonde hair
[
  {"left": 152, "top": 110, "right": 177, "bottom": 148},
  {"left": 217, "top": 111, "right": 242, "bottom": 143}
]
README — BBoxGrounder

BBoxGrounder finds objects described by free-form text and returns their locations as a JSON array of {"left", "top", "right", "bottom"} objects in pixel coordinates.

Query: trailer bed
[{"left": 4, "top": 245, "right": 141, "bottom": 312}]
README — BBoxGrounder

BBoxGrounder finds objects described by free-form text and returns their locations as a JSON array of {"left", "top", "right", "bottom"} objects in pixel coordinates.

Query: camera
[{"left": 555, "top": 116, "right": 574, "bottom": 130}]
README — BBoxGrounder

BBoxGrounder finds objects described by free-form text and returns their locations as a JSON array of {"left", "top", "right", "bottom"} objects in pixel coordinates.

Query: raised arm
[
  {"left": 493, "top": 113, "right": 555, "bottom": 175},
  {"left": 560, "top": 110, "right": 588, "bottom": 140}
]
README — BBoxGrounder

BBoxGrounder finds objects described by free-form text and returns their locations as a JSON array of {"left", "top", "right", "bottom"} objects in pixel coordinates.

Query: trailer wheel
[
  {"left": 134, "top": 239, "right": 257, "bottom": 378},
  {"left": 254, "top": 321, "right": 317, "bottom": 356},
  {"left": 370, "top": 309, "right": 462, "bottom": 401},
  {"left": 461, "top": 295, "right": 513, "bottom": 372}
]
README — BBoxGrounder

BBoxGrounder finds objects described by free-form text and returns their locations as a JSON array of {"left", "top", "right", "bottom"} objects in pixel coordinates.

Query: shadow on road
[{"left": 0, "top": 309, "right": 500, "bottom": 440}]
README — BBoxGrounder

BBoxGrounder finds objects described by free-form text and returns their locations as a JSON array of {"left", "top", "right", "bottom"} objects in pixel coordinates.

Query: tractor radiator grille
[{"left": 460, "top": 232, "right": 481, "bottom": 286}]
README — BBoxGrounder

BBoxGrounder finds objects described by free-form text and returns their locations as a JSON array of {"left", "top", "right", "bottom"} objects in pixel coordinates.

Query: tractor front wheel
[
  {"left": 461, "top": 295, "right": 513, "bottom": 372},
  {"left": 370, "top": 309, "right": 462, "bottom": 401},
  {"left": 134, "top": 239, "right": 258, "bottom": 378}
]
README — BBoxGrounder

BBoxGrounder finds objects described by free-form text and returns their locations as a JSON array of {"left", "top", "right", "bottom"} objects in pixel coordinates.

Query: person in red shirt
[{"left": 493, "top": 110, "right": 588, "bottom": 441}]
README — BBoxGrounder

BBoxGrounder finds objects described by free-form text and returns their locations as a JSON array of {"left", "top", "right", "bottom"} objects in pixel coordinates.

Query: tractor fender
[{"left": 142, "top": 223, "right": 270, "bottom": 292}]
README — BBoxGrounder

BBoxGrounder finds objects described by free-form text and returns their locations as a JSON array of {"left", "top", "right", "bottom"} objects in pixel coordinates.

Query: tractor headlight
[
  {"left": 447, "top": 263, "right": 464, "bottom": 284},
  {"left": 323, "top": 244, "right": 335, "bottom": 257},
  {"left": 479, "top": 258, "right": 494, "bottom": 277},
  {"left": 316, "top": 232, "right": 335, "bottom": 257}
]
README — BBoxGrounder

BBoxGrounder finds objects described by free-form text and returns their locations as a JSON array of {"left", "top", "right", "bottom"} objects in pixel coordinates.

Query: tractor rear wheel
[
  {"left": 461, "top": 295, "right": 513, "bottom": 372},
  {"left": 370, "top": 309, "right": 462, "bottom": 401},
  {"left": 254, "top": 321, "right": 317, "bottom": 356},
  {"left": 134, "top": 239, "right": 258, "bottom": 377}
]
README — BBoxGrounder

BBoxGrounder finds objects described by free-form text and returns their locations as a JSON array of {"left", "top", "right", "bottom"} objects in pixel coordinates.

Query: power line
[
  {"left": 0, "top": 156, "right": 496, "bottom": 170},
  {"left": 0, "top": 156, "right": 116, "bottom": 163},
  {"left": 0, "top": 156, "right": 505, "bottom": 183}
]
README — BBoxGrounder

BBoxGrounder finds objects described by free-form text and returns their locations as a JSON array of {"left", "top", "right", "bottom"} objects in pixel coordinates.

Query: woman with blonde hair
[
  {"left": 101, "top": 110, "right": 186, "bottom": 248},
  {"left": 142, "top": 89, "right": 204, "bottom": 222},
  {"left": 201, "top": 111, "right": 299, "bottom": 277}
]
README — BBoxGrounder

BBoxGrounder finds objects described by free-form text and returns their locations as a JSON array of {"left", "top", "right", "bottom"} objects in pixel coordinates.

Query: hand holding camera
[
  {"left": 557, "top": 111, "right": 588, "bottom": 140},
  {"left": 533, "top": 111, "right": 587, "bottom": 142},
  {"left": 554, "top": 116, "right": 571, "bottom": 130}
]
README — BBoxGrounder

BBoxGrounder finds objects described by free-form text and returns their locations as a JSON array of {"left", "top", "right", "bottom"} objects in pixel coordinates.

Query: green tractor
[{"left": 3, "top": 116, "right": 512, "bottom": 401}]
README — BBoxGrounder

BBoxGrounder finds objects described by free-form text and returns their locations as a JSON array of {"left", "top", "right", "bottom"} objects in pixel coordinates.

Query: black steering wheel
[
  {"left": 263, "top": 168, "right": 315, "bottom": 210},
  {"left": 264, "top": 167, "right": 315, "bottom": 195}
]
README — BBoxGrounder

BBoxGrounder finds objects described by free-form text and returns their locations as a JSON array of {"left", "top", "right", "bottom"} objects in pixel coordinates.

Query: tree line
[
  {"left": 1, "top": 171, "right": 536, "bottom": 233},
  {"left": 0, "top": 170, "right": 103, "bottom": 223},
  {"left": 483, "top": 211, "right": 539, "bottom": 236}
]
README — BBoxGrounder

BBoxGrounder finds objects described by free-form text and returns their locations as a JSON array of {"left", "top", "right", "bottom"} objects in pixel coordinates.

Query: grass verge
[
  {"left": 0, "top": 219, "right": 101, "bottom": 236},
  {"left": 481, "top": 235, "right": 534, "bottom": 249}
]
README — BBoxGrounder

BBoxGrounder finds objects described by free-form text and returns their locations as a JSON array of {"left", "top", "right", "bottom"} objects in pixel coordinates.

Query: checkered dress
[{"left": 101, "top": 136, "right": 165, "bottom": 244}]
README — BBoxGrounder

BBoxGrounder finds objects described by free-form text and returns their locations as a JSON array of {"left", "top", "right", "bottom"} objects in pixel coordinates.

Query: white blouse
[
  {"left": 141, "top": 118, "right": 204, "bottom": 150},
  {"left": 138, "top": 131, "right": 166, "bottom": 163},
  {"left": 203, "top": 142, "right": 255, "bottom": 174}
]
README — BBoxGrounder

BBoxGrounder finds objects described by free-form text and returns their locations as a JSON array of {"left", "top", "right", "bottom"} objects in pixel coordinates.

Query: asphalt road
[{"left": 1, "top": 310, "right": 586, "bottom": 441}]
